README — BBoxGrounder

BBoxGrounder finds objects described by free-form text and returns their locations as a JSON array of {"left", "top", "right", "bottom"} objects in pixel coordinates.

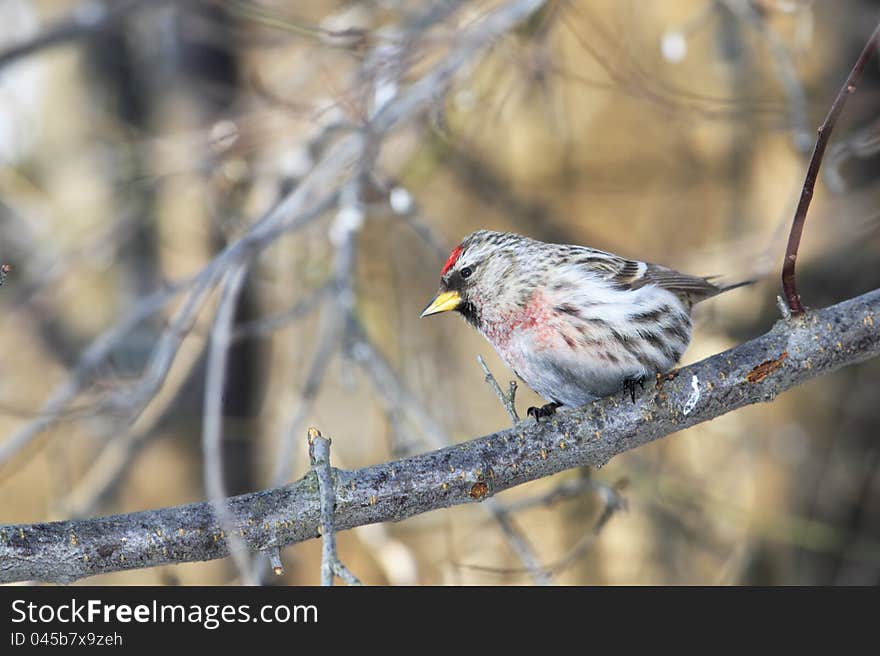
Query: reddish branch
[{"left": 782, "top": 21, "right": 880, "bottom": 316}]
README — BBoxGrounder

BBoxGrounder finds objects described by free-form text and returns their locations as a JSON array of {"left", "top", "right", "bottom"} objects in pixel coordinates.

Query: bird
[{"left": 420, "top": 230, "right": 750, "bottom": 420}]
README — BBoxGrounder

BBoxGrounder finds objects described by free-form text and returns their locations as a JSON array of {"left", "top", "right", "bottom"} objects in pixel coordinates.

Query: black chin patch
[{"left": 456, "top": 301, "right": 479, "bottom": 328}]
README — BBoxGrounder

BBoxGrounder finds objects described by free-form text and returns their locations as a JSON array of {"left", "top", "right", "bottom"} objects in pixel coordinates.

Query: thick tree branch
[{"left": 2, "top": 289, "right": 879, "bottom": 584}]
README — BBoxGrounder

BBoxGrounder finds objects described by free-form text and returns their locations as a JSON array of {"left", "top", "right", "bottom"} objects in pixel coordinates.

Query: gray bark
[{"left": 2, "top": 288, "right": 879, "bottom": 583}]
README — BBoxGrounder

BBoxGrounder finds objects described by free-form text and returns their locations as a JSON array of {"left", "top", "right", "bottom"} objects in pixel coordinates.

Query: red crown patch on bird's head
[{"left": 440, "top": 244, "right": 464, "bottom": 276}]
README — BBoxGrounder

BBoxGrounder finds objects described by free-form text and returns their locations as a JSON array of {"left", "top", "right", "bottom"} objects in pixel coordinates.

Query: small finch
[{"left": 421, "top": 230, "right": 749, "bottom": 419}]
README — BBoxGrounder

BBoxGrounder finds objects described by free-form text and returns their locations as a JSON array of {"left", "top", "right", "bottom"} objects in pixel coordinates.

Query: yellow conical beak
[{"left": 420, "top": 290, "right": 462, "bottom": 317}]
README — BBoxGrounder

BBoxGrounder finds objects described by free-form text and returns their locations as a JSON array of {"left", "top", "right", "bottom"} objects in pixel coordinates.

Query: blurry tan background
[{"left": 1, "top": 0, "right": 879, "bottom": 585}]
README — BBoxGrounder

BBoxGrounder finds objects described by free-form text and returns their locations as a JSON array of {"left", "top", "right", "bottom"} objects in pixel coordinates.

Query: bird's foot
[
  {"left": 527, "top": 402, "right": 561, "bottom": 422},
  {"left": 622, "top": 375, "right": 645, "bottom": 404}
]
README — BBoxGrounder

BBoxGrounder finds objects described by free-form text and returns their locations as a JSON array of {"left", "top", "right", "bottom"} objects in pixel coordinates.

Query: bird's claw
[
  {"left": 527, "top": 402, "right": 561, "bottom": 422},
  {"left": 622, "top": 375, "right": 645, "bottom": 404}
]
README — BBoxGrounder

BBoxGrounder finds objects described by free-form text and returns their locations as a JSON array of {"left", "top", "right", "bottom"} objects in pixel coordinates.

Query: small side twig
[
  {"left": 776, "top": 295, "right": 791, "bottom": 320},
  {"left": 267, "top": 548, "right": 285, "bottom": 577},
  {"left": 477, "top": 356, "right": 552, "bottom": 583},
  {"left": 781, "top": 21, "right": 880, "bottom": 316},
  {"left": 477, "top": 355, "right": 520, "bottom": 423},
  {"left": 308, "top": 427, "right": 361, "bottom": 586}
]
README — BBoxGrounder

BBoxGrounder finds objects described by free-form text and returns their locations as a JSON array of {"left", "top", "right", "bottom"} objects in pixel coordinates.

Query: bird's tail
[{"left": 703, "top": 276, "right": 756, "bottom": 300}]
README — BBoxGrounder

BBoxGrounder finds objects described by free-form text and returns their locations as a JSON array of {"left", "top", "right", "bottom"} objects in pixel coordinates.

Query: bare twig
[
  {"left": 2, "top": 287, "right": 880, "bottom": 583},
  {"left": 60, "top": 333, "right": 209, "bottom": 518},
  {"left": 461, "top": 478, "right": 626, "bottom": 579},
  {"left": 540, "top": 481, "right": 626, "bottom": 577},
  {"left": 0, "top": 274, "right": 215, "bottom": 467},
  {"left": 267, "top": 548, "right": 285, "bottom": 577},
  {"left": 367, "top": 0, "right": 545, "bottom": 135},
  {"left": 370, "top": 176, "right": 449, "bottom": 259},
  {"left": 499, "top": 471, "right": 617, "bottom": 514},
  {"left": 62, "top": 425, "right": 163, "bottom": 519},
  {"left": 722, "top": 0, "right": 811, "bottom": 151},
  {"left": 202, "top": 263, "right": 255, "bottom": 584},
  {"left": 231, "top": 282, "right": 332, "bottom": 342},
  {"left": 781, "top": 21, "right": 880, "bottom": 316},
  {"left": 271, "top": 182, "right": 362, "bottom": 487},
  {"left": 824, "top": 116, "right": 880, "bottom": 193},
  {"left": 308, "top": 427, "right": 361, "bottom": 586},
  {"left": 347, "top": 321, "right": 449, "bottom": 450},
  {"left": 776, "top": 294, "right": 792, "bottom": 320},
  {"left": 496, "top": 468, "right": 626, "bottom": 513},
  {"left": 477, "top": 356, "right": 549, "bottom": 583},
  {"left": 477, "top": 355, "right": 520, "bottom": 423}
]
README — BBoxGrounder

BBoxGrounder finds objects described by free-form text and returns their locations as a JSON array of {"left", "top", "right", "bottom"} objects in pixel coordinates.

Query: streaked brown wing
[
  {"left": 567, "top": 245, "right": 724, "bottom": 303},
  {"left": 630, "top": 263, "right": 721, "bottom": 302}
]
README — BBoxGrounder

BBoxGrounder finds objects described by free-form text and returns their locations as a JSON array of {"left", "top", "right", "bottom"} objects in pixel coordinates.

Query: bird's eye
[{"left": 460, "top": 266, "right": 473, "bottom": 279}]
